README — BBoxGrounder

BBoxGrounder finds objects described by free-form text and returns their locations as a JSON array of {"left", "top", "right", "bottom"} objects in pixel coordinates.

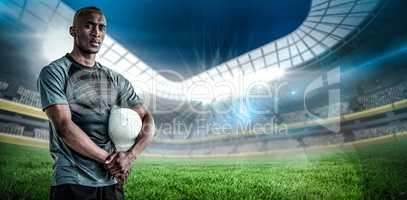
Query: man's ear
[{"left": 69, "top": 26, "right": 76, "bottom": 37}]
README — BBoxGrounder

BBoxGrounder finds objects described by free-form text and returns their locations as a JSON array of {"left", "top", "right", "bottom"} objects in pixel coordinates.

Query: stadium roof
[
  {"left": 0, "top": 0, "right": 383, "bottom": 101},
  {"left": 62, "top": 0, "right": 310, "bottom": 80}
]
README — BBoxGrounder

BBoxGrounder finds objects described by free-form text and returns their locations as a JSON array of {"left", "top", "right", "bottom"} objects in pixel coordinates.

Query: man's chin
[
  {"left": 87, "top": 47, "right": 100, "bottom": 54},
  {"left": 89, "top": 50, "right": 99, "bottom": 54},
  {"left": 79, "top": 47, "right": 99, "bottom": 54}
]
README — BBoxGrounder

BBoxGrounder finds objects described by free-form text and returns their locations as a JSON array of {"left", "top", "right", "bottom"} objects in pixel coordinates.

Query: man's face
[{"left": 72, "top": 12, "right": 106, "bottom": 54}]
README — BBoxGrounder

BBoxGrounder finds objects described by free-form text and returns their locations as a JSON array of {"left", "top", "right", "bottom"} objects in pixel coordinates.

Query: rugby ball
[{"left": 108, "top": 106, "right": 142, "bottom": 151}]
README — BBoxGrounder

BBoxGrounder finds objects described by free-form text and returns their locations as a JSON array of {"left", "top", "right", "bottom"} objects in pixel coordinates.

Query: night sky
[{"left": 62, "top": 0, "right": 310, "bottom": 80}]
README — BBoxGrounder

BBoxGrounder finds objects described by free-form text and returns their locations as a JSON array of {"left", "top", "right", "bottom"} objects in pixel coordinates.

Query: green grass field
[{"left": 1, "top": 138, "right": 407, "bottom": 200}]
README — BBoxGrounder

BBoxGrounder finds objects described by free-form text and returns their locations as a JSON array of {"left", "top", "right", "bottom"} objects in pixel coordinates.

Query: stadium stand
[
  {"left": 357, "top": 81, "right": 407, "bottom": 110},
  {"left": 13, "top": 86, "right": 42, "bottom": 108},
  {"left": 0, "top": 80, "right": 9, "bottom": 98},
  {"left": 33, "top": 128, "right": 49, "bottom": 140},
  {"left": 353, "top": 121, "right": 407, "bottom": 140},
  {"left": 1, "top": 85, "right": 406, "bottom": 156},
  {"left": 0, "top": 122, "right": 24, "bottom": 136}
]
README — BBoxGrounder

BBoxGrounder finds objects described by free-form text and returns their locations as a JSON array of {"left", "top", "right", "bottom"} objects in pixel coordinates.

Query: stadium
[{"left": 1, "top": 0, "right": 407, "bottom": 199}]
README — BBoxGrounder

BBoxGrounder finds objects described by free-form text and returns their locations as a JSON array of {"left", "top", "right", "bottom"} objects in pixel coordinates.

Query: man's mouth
[{"left": 90, "top": 40, "right": 100, "bottom": 47}]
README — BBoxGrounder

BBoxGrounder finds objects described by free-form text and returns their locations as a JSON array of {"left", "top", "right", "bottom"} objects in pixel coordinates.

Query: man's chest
[{"left": 65, "top": 69, "right": 119, "bottom": 115}]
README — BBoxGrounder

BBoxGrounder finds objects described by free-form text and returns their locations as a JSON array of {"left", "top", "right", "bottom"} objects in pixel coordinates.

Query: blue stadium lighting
[{"left": 358, "top": 43, "right": 407, "bottom": 69}]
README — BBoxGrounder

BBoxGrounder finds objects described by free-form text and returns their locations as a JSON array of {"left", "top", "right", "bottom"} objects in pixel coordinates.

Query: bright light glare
[{"left": 42, "top": 28, "right": 72, "bottom": 61}]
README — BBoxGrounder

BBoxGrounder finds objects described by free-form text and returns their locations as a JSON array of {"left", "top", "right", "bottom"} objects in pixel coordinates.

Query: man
[{"left": 37, "top": 6, "right": 155, "bottom": 200}]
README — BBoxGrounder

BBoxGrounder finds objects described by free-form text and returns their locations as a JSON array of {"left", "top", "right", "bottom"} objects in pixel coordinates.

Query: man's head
[{"left": 70, "top": 7, "right": 106, "bottom": 54}]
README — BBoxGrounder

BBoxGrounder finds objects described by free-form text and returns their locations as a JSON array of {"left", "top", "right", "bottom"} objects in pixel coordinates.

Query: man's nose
[{"left": 91, "top": 27, "right": 100, "bottom": 38}]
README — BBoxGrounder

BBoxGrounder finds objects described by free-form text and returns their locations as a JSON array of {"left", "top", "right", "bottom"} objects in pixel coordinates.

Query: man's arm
[
  {"left": 45, "top": 104, "right": 109, "bottom": 163},
  {"left": 126, "top": 104, "right": 155, "bottom": 160}
]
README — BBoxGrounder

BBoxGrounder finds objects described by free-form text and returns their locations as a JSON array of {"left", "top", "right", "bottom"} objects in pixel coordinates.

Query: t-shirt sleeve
[
  {"left": 37, "top": 66, "right": 68, "bottom": 111},
  {"left": 116, "top": 74, "right": 142, "bottom": 108}
]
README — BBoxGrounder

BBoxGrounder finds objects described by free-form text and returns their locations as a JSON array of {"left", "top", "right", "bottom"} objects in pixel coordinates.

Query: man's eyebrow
[{"left": 86, "top": 21, "right": 106, "bottom": 27}]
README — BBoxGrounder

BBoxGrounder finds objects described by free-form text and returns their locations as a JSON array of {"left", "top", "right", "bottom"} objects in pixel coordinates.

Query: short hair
[{"left": 73, "top": 6, "right": 104, "bottom": 26}]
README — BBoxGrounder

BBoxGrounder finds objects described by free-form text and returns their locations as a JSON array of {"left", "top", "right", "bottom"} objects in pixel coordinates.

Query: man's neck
[{"left": 69, "top": 49, "right": 96, "bottom": 67}]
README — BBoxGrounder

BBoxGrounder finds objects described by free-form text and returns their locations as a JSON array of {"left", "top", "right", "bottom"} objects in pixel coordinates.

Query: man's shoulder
[
  {"left": 97, "top": 62, "right": 126, "bottom": 80},
  {"left": 41, "top": 55, "right": 71, "bottom": 74}
]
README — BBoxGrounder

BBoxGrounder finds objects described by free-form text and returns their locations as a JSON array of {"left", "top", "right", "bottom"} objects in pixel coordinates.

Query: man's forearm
[
  {"left": 126, "top": 112, "right": 155, "bottom": 160},
  {"left": 59, "top": 120, "right": 109, "bottom": 163}
]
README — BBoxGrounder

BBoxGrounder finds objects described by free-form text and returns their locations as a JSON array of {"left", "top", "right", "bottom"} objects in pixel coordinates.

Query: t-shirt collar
[{"left": 66, "top": 53, "right": 101, "bottom": 70}]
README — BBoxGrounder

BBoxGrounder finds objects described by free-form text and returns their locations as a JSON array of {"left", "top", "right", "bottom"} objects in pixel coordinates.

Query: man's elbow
[
  {"left": 55, "top": 119, "right": 73, "bottom": 139},
  {"left": 143, "top": 111, "right": 155, "bottom": 139}
]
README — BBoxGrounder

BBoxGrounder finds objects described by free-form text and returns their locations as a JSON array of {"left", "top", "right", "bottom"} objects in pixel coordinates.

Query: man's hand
[
  {"left": 115, "top": 168, "right": 131, "bottom": 184},
  {"left": 104, "top": 151, "right": 133, "bottom": 184}
]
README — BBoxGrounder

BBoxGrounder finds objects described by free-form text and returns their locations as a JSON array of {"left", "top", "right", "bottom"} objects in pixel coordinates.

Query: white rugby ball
[{"left": 108, "top": 106, "right": 142, "bottom": 151}]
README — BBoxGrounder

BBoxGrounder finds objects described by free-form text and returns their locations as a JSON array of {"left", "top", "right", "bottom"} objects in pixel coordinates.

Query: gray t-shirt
[{"left": 37, "top": 54, "right": 142, "bottom": 187}]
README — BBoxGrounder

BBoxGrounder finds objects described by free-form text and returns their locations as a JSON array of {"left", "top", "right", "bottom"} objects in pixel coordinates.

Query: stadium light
[
  {"left": 42, "top": 28, "right": 72, "bottom": 61},
  {"left": 241, "top": 67, "right": 285, "bottom": 92}
]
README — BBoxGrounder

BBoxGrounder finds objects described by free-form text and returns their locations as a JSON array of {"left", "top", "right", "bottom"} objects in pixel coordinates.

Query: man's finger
[
  {"left": 104, "top": 152, "right": 118, "bottom": 165},
  {"left": 106, "top": 160, "right": 122, "bottom": 171},
  {"left": 105, "top": 161, "right": 116, "bottom": 170},
  {"left": 116, "top": 172, "right": 129, "bottom": 184},
  {"left": 115, "top": 176, "right": 124, "bottom": 184},
  {"left": 105, "top": 158, "right": 121, "bottom": 169},
  {"left": 106, "top": 152, "right": 117, "bottom": 163},
  {"left": 113, "top": 172, "right": 128, "bottom": 184},
  {"left": 110, "top": 167, "right": 125, "bottom": 176}
]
